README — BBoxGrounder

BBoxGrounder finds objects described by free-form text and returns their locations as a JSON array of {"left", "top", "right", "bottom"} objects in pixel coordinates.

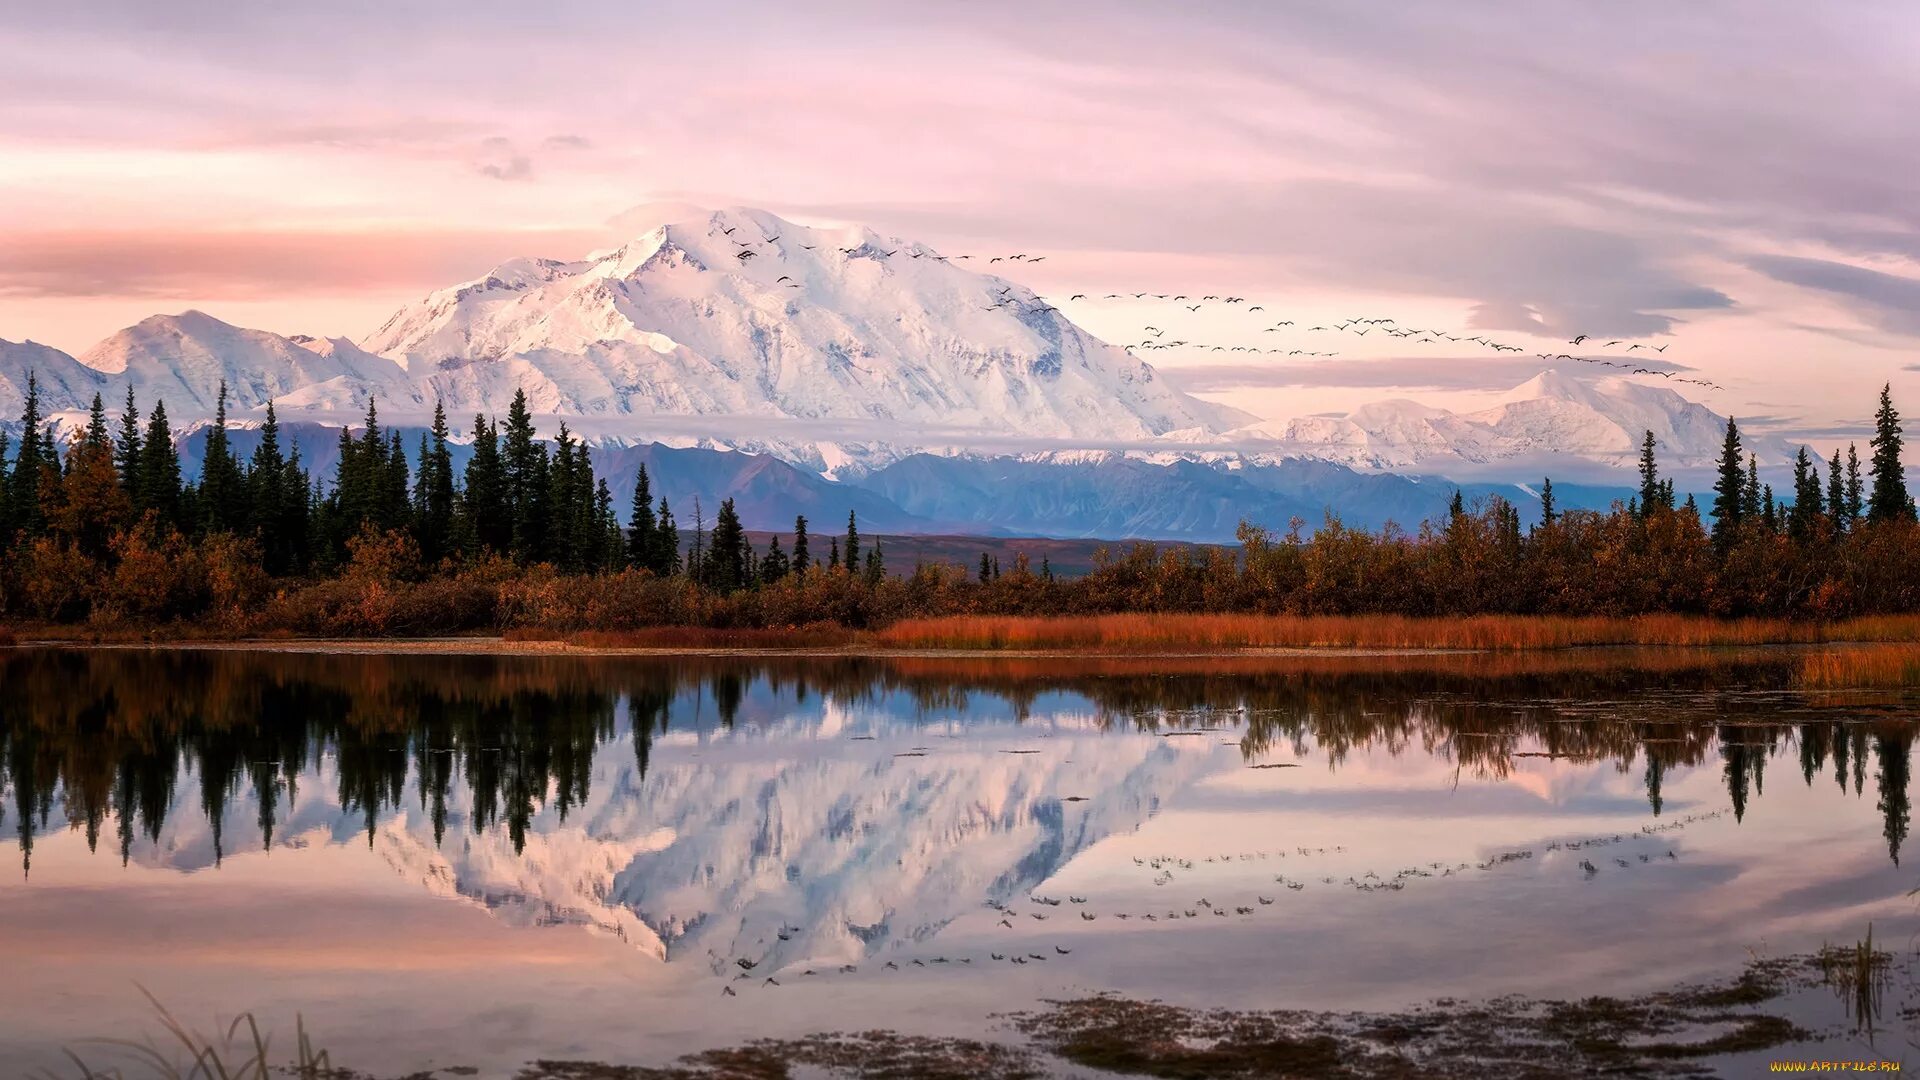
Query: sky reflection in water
[{"left": 1, "top": 648, "right": 1915, "bottom": 1075}]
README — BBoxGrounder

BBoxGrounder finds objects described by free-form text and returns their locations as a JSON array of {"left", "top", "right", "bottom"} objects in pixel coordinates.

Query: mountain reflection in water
[{"left": 1, "top": 647, "right": 1915, "bottom": 1076}]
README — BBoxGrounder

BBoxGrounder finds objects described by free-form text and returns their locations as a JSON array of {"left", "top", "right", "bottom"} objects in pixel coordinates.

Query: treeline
[
  {"left": 3, "top": 649, "right": 1911, "bottom": 872},
  {"left": 0, "top": 377, "right": 1916, "bottom": 632}
]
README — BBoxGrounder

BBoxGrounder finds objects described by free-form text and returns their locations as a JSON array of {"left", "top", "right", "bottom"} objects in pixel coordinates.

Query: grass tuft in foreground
[{"left": 41, "top": 987, "right": 335, "bottom": 1080}]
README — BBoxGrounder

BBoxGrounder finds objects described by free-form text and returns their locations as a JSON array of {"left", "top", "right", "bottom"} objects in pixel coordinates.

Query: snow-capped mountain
[
  {"left": 79, "top": 311, "right": 408, "bottom": 415},
  {"left": 1234, "top": 369, "right": 1792, "bottom": 471},
  {"left": 0, "top": 337, "right": 107, "bottom": 416},
  {"left": 357, "top": 207, "right": 1244, "bottom": 443}
]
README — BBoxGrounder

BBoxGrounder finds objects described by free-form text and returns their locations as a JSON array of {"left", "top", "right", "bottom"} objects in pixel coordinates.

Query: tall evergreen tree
[
  {"left": 114, "top": 386, "right": 142, "bottom": 499},
  {"left": 8, "top": 373, "right": 46, "bottom": 539},
  {"left": 1846, "top": 443, "right": 1864, "bottom": 524},
  {"left": 864, "top": 538, "right": 885, "bottom": 584},
  {"left": 1828, "top": 448, "right": 1848, "bottom": 531},
  {"left": 1789, "top": 446, "right": 1823, "bottom": 540},
  {"left": 1538, "top": 477, "right": 1556, "bottom": 527},
  {"left": 248, "top": 401, "right": 304, "bottom": 574},
  {"left": 462, "top": 416, "right": 509, "bottom": 556},
  {"left": 502, "top": 389, "right": 547, "bottom": 563},
  {"left": 1867, "top": 383, "right": 1913, "bottom": 523},
  {"left": 627, "top": 464, "right": 658, "bottom": 570},
  {"left": 761, "top": 534, "right": 789, "bottom": 585},
  {"left": 1741, "top": 455, "right": 1762, "bottom": 521},
  {"left": 844, "top": 510, "right": 860, "bottom": 572},
  {"left": 791, "top": 515, "right": 810, "bottom": 581},
  {"left": 653, "top": 496, "right": 680, "bottom": 575},
  {"left": 1637, "top": 430, "right": 1662, "bottom": 511},
  {"left": 1710, "top": 417, "right": 1744, "bottom": 545},
  {"left": 136, "top": 400, "right": 182, "bottom": 529},
  {"left": 198, "top": 381, "right": 246, "bottom": 535},
  {"left": 416, "top": 399, "right": 457, "bottom": 563},
  {"left": 707, "top": 497, "right": 747, "bottom": 591}
]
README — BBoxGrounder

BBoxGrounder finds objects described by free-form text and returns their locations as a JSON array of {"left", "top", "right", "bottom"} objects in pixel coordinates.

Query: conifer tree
[
  {"left": 653, "top": 497, "right": 680, "bottom": 575},
  {"left": 980, "top": 552, "right": 992, "bottom": 584},
  {"left": 1846, "top": 443, "right": 1864, "bottom": 524},
  {"left": 463, "top": 416, "right": 509, "bottom": 556},
  {"left": 791, "top": 515, "right": 810, "bottom": 581},
  {"left": 198, "top": 382, "right": 247, "bottom": 535},
  {"left": 249, "top": 401, "right": 304, "bottom": 574},
  {"left": 844, "top": 510, "right": 860, "bottom": 573},
  {"left": 828, "top": 536, "right": 840, "bottom": 570},
  {"left": 9, "top": 373, "right": 45, "bottom": 538},
  {"left": 1741, "top": 455, "right": 1762, "bottom": 521},
  {"left": 1789, "top": 446, "right": 1823, "bottom": 540},
  {"left": 627, "top": 464, "right": 658, "bottom": 570},
  {"left": 1637, "top": 430, "right": 1662, "bottom": 511},
  {"left": 864, "top": 539, "right": 885, "bottom": 584},
  {"left": 1828, "top": 448, "right": 1848, "bottom": 532},
  {"left": 115, "top": 386, "right": 142, "bottom": 499},
  {"left": 761, "top": 534, "right": 789, "bottom": 584},
  {"left": 416, "top": 399, "right": 457, "bottom": 564},
  {"left": 1538, "top": 477, "right": 1556, "bottom": 527},
  {"left": 1711, "top": 417, "right": 1744, "bottom": 545},
  {"left": 503, "top": 389, "right": 548, "bottom": 564},
  {"left": 707, "top": 497, "right": 746, "bottom": 591},
  {"left": 136, "top": 399, "right": 182, "bottom": 529},
  {"left": 1867, "top": 383, "right": 1912, "bottom": 523}
]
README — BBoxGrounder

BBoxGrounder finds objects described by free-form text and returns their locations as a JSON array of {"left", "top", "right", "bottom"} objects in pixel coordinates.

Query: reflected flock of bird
[
  {"left": 708, "top": 803, "right": 1731, "bottom": 999},
  {"left": 706, "top": 222, "right": 1727, "bottom": 394}
]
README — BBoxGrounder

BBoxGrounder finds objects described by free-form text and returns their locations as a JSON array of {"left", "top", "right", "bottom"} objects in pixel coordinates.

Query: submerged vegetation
[{"left": 1, "top": 381, "right": 1919, "bottom": 640}]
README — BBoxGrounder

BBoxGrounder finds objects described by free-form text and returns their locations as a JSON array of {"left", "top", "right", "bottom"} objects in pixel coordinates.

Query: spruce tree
[
  {"left": 844, "top": 510, "right": 860, "bottom": 573},
  {"left": 653, "top": 496, "right": 679, "bottom": 575},
  {"left": 198, "top": 381, "right": 246, "bottom": 535},
  {"left": 761, "top": 534, "right": 789, "bottom": 585},
  {"left": 1741, "top": 455, "right": 1762, "bottom": 521},
  {"left": 707, "top": 497, "right": 746, "bottom": 591},
  {"left": 1710, "top": 417, "right": 1744, "bottom": 545},
  {"left": 791, "top": 515, "right": 810, "bottom": 581},
  {"left": 9, "top": 373, "right": 45, "bottom": 538},
  {"left": 1828, "top": 448, "right": 1848, "bottom": 531},
  {"left": 463, "top": 416, "right": 509, "bottom": 556},
  {"left": 1846, "top": 444, "right": 1864, "bottom": 524},
  {"left": 1538, "top": 477, "right": 1556, "bottom": 527},
  {"left": 1637, "top": 430, "right": 1661, "bottom": 511},
  {"left": 828, "top": 537, "right": 840, "bottom": 570},
  {"left": 1867, "top": 383, "right": 1912, "bottom": 523},
  {"left": 1789, "top": 446, "right": 1823, "bottom": 540},
  {"left": 114, "top": 386, "right": 142, "bottom": 498},
  {"left": 980, "top": 552, "right": 992, "bottom": 584},
  {"left": 502, "top": 389, "right": 547, "bottom": 563},
  {"left": 627, "top": 464, "right": 658, "bottom": 570},
  {"left": 136, "top": 400, "right": 182, "bottom": 529},
  {"left": 249, "top": 401, "right": 298, "bottom": 574},
  {"left": 864, "top": 539, "right": 885, "bottom": 584},
  {"left": 416, "top": 399, "right": 456, "bottom": 563}
]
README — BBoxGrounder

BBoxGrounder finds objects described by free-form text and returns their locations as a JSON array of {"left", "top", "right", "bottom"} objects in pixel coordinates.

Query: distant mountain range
[{"left": 1, "top": 206, "right": 1779, "bottom": 539}]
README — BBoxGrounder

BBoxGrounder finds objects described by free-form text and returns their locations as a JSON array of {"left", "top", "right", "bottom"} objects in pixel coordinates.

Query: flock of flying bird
[{"left": 704, "top": 221, "right": 1728, "bottom": 394}]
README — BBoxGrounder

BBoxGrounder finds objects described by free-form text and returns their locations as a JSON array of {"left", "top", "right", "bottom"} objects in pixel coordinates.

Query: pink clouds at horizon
[{"left": 3, "top": 1, "right": 1920, "bottom": 439}]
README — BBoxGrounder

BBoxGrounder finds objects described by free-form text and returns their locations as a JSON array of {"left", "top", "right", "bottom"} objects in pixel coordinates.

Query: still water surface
[{"left": 2, "top": 647, "right": 1916, "bottom": 1075}]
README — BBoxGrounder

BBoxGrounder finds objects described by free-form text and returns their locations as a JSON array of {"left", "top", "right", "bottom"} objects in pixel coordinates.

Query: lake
[{"left": 2, "top": 646, "right": 1917, "bottom": 1077}]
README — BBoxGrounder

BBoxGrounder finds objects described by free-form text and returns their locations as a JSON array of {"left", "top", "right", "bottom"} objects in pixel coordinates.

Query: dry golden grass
[
  {"left": 871, "top": 613, "right": 1920, "bottom": 653},
  {"left": 1795, "top": 644, "right": 1920, "bottom": 689}
]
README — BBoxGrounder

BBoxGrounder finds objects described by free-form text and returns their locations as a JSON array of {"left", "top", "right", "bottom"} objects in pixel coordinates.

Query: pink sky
[{"left": 3, "top": 2, "right": 1918, "bottom": 443}]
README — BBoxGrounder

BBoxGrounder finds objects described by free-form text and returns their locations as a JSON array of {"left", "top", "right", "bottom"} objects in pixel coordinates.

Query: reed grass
[
  {"left": 36, "top": 987, "right": 332, "bottom": 1080},
  {"left": 1794, "top": 644, "right": 1920, "bottom": 689},
  {"left": 1816, "top": 925, "right": 1891, "bottom": 1037},
  {"left": 871, "top": 613, "right": 1920, "bottom": 653}
]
